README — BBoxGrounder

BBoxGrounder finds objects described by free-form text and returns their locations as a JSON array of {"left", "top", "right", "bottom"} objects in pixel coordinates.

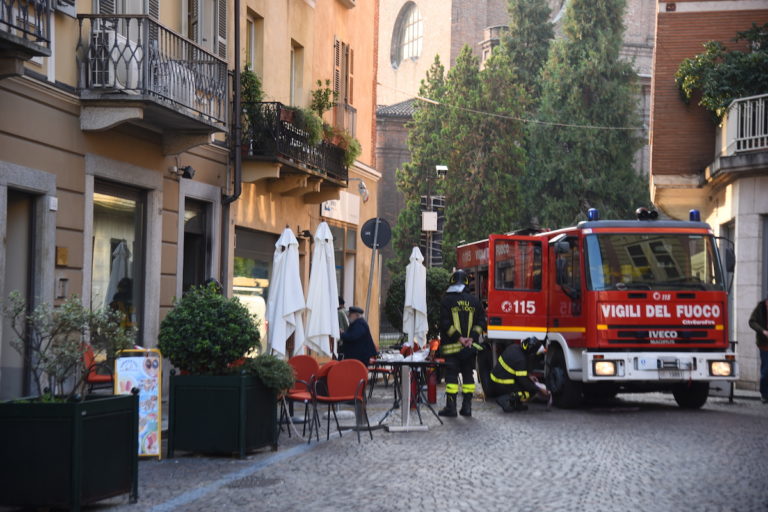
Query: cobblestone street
[{"left": 74, "top": 387, "right": 768, "bottom": 512}]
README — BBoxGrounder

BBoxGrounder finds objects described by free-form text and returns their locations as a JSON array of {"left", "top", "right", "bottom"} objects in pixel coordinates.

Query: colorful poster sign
[{"left": 115, "top": 349, "right": 162, "bottom": 458}]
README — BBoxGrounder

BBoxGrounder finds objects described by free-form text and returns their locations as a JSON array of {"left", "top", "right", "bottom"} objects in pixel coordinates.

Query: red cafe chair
[
  {"left": 279, "top": 355, "right": 320, "bottom": 439},
  {"left": 312, "top": 359, "right": 373, "bottom": 443}
]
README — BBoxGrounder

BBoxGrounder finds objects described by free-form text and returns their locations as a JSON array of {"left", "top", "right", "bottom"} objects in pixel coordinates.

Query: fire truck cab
[{"left": 456, "top": 209, "right": 738, "bottom": 409}]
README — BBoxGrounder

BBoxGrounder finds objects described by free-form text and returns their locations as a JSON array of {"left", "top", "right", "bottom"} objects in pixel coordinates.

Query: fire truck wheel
[
  {"left": 672, "top": 381, "right": 709, "bottom": 409},
  {"left": 545, "top": 347, "right": 582, "bottom": 409}
]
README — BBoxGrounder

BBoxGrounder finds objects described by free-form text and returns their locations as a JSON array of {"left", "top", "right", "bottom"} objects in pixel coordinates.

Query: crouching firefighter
[
  {"left": 438, "top": 269, "right": 487, "bottom": 417},
  {"left": 491, "top": 337, "right": 550, "bottom": 412}
]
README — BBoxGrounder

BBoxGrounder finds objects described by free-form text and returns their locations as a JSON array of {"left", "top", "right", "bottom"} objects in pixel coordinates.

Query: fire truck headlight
[
  {"left": 593, "top": 360, "right": 617, "bottom": 377},
  {"left": 709, "top": 361, "right": 733, "bottom": 377}
]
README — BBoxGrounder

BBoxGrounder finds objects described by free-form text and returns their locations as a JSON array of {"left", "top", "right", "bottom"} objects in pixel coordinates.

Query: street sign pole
[{"left": 364, "top": 218, "right": 380, "bottom": 316}]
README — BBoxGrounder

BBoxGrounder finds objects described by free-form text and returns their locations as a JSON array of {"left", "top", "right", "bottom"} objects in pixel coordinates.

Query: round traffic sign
[{"left": 360, "top": 218, "right": 391, "bottom": 249}]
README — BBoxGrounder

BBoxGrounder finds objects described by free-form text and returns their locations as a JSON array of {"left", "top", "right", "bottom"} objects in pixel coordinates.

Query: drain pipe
[{"left": 221, "top": 0, "right": 242, "bottom": 295}]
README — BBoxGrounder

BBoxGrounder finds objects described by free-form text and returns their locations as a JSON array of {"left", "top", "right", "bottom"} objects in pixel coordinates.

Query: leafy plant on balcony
[
  {"left": 294, "top": 108, "right": 324, "bottom": 146},
  {"left": 343, "top": 135, "right": 361, "bottom": 167},
  {"left": 675, "top": 22, "right": 768, "bottom": 121},
  {"left": 241, "top": 65, "right": 265, "bottom": 149},
  {"left": 310, "top": 79, "right": 338, "bottom": 118}
]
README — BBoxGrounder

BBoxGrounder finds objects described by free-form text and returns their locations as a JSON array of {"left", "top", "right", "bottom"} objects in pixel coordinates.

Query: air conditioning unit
[{"left": 90, "top": 28, "right": 142, "bottom": 91}]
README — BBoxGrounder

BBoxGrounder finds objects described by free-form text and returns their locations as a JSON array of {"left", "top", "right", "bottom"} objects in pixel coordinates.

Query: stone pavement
[{"left": 15, "top": 385, "right": 768, "bottom": 512}]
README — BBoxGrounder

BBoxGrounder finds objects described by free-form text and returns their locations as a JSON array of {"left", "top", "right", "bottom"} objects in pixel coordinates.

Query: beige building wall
[{"left": 235, "top": 0, "right": 382, "bottom": 338}]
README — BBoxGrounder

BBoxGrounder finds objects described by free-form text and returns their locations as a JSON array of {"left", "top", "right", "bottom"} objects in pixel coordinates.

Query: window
[
  {"left": 494, "top": 240, "right": 542, "bottom": 291},
  {"left": 182, "top": 199, "right": 211, "bottom": 292},
  {"left": 91, "top": 182, "right": 146, "bottom": 341},
  {"left": 329, "top": 224, "right": 357, "bottom": 305},
  {"left": 333, "top": 39, "right": 356, "bottom": 134},
  {"left": 585, "top": 233, "right": 724, "bottom": 291},
  {"left": 390, "top": 2, "right": 423, "bottom": 68},
  {"left": 233, "top": 228, "right": 278, "bottom": 349},
  {"left": 246, "top": 12, "right": 263, "bottom": 76},
  {"left": 290, "top": 40, "right": 304, "bottom": 106},
  {"left": 187, "top": 0, "right": 226, "bottom": 58}
]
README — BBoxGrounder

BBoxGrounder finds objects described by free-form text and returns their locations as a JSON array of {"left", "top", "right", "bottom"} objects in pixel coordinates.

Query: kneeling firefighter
[
  {"left": 438, "top": 269, "right": 486, "bottom": 417},
  {"left": 491, "top": 337, "right": 550, "bottom": 412}
]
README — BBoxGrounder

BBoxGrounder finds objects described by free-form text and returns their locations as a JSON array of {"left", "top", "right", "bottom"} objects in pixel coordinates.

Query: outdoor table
[{"left": 368, "top": 359, "right": 444, "bottom": 432}]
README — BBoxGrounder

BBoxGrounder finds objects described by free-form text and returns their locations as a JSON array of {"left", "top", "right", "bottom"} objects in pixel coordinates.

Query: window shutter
[
  {"left": 188, "top": 0, "right": 199, "bottom": 43},
  {"left": 148, "top": 0, "right": 159, "bottom": 19},
  {"left": 334, "top": 39, "right": 342, "bottom": 98},
  {"left": 216, "top": 0, "right": 227, "bottom": 59},
  {"left": 347, "top": 46, "right": 354, "bottom": 105},
  {"left": 98, "top": 0, "right": 115, "bottom": 14}
]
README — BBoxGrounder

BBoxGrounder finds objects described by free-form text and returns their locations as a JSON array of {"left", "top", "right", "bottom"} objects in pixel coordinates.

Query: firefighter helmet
[
  {"left": 449, "top": 269, "right": 470, "bottom": 287},
  {"left": 521, "top": 337, "right": 544, "bottom": 356}
]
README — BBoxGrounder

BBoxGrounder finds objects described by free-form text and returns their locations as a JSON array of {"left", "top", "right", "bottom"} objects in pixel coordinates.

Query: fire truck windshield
[{"left": 585, "top": 233, "right": 725, "bottom": 291}]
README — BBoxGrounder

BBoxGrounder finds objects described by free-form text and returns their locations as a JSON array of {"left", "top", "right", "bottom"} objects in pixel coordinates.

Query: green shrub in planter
[
  {"left": 237, "top": 354, "right": 294, "bottom": 393},
  {"left": 158, "top": 283, "right": 260, "bottom": 375}
]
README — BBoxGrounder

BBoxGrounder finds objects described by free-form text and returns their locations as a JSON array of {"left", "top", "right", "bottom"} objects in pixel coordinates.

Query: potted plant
[
  {"left": 159, "top": 282, "right": 294, "bottom": 458},
  {"left": 343, "top": 134, "right": 362, "bottom": 168},
  {"left": 295, "top": 107, "right": 324, "bottom": 146},
  {"left": 0, "top": 292, "right": 138, "bottom": 511},
  {"left": 309, "top": 78, "right": 338, "bottom": 118},
  {"left": 241, "top": 64, "right": 264, "bottom": 156}
]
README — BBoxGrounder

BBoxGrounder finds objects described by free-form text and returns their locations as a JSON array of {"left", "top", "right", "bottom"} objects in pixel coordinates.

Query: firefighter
[
  {"left": 491, "top": 337, "right": 550, "bottom": 412},
  {"left": 438, "top": 269, "right": 486, "bottom": 417}
]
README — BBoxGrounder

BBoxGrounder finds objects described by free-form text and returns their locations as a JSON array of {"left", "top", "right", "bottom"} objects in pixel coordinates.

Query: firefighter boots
[
  {"left": 438, "top": 394, "right": 457, "bottom": 417},
  {"left": 459, "top": 393, "right": 472, "bottom": 416},
  {"left": 512, "top": 393, "right": 528, "bottom": 411}
]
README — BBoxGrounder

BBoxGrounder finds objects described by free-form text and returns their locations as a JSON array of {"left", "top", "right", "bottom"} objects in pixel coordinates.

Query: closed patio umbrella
[
  {"left": 266, "top": 227, "right": 306, "bottom": 357},
  {"left": 403, "top": 246, "right": 428, "bottom": 348},
  {"left": 304, "top": 222, "right": 339, "bottom": 357}
]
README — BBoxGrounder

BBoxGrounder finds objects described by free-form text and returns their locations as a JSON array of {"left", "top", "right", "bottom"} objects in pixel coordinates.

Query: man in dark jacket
[
  {"left": 748, "top": 296, "right": 768, "bottom": 403},
  {"left": 438, "top": 269, "right": 486, "bottom": 417},
  {"left": 491, "top": 337, "right": 550, "bottom": 412},
  {"left": 339, "top": 306, "right": 377, "bottom": 365}
]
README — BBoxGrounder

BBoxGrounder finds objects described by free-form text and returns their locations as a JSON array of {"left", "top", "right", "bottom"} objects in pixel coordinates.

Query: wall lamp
[
  {"left": 168, "top": 165, "right": 196, "bottom": 179},
  {"left": 347, "top": 177, "right": 369, "bottom": 203}
]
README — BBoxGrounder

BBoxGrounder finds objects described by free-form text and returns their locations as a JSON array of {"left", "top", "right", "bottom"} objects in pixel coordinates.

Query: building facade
[
  {"left": 0, "top": 0, "right": 379, "bottom": 400},
  {"left": 649, "top": 0, "right": 768, "bottom": 390}
]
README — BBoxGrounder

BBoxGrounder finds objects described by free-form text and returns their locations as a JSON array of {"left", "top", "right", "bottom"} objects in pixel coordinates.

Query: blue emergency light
[
  {"left": 587, "top": 208, "right": 600, "bottom": 221},
  {"left": 689, "top": 209, "right": 701, "bottom": 222}
]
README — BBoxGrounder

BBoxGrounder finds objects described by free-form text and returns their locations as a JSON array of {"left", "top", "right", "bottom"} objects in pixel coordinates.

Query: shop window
[
  {"left": 233, "top": 228, "right": 278, "bottom": 347},
  {"left": 91, "top": 182, "right": 146, "bottom": 341}
]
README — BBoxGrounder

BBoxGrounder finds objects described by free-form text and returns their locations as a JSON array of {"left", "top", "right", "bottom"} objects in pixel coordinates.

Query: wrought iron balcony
[
  {"left": 0, "top": 0, "right": 51, "bottom": 60},
  {"left": 76, "top": 14, "right": 227, "bottom": 138},
  {"left": 244, "top": 102, "right": 348, "bottom": 184},
  {"left": 716, "top": 93, "right": 768, "bottom": 157}
]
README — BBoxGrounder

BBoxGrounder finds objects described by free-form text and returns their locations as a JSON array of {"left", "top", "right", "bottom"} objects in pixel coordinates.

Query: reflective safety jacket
[
  {"left": 439, "top": 290, "right": 486, "bottom": 356},
  {"left": 490, "top": 344, "right": 540, "bottom": 396}
]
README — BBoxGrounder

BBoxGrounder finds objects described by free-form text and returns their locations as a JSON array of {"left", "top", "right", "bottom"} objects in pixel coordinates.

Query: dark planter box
[
  {"left": 167, "top": 373, "right": 278, "bottom": 458},
  {"left": 0, "top": 393, "right": 139, "bottom": 511}
]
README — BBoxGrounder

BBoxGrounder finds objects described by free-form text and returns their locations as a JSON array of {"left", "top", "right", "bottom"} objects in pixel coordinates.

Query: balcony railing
[
  {"left": 244, "top": 102, "right": 348, "bottom": 183},
  {"left": 0, "top": 0, "right": 51, "bottom": 55},
  {"left": 76, "top": 14, "right": 227, "bottom": 129},
  {"left": 717, "top": 93, "right": 768, "bottom": 157}
]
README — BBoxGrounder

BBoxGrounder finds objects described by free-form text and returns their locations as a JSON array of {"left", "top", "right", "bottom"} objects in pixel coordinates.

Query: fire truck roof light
[
  {"left": 689, "top": 209, "right": 701, "bottom": 222},
  {"left": 587, "top": 208, "right": 599, "bottom": 221}
]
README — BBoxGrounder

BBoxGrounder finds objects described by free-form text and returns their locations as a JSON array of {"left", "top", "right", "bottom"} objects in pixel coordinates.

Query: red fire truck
[{"left": 456, "top": 208, "right": 737, "bottom": 409}]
